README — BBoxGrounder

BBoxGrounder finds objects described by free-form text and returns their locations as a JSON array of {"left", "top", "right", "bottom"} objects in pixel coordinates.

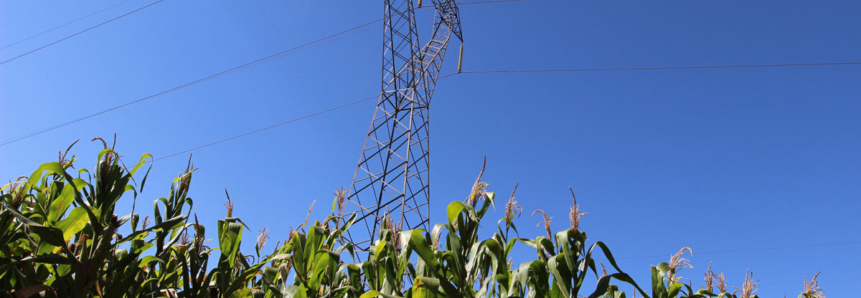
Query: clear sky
[{"left": 2, "top": 0, "right": 859, "bottom": 296}]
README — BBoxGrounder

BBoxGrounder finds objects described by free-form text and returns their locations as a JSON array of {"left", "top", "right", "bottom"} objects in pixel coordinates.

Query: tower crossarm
[{"left": 416, "top": 0, "right": 462, "bottom": 106}]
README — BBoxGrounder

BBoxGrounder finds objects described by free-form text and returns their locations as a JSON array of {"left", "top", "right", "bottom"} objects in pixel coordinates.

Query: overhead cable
[
  {"left": 0, "top": 19, "right": 381, "bottom": 147},
  {"left": 0, "top": 0, "right": 515, "bottom": 147},
  {"left": 153, "top": 95, "right": 378, "bottom": 161},
  {"left": 1, "top": 0, "right": 137, "bottom": 50},
  {"left": 443, "top": 61, "right": 861, "bottom": 78},
  {"left": 0, "top": 0, "right": 163, "bottom": 66}
]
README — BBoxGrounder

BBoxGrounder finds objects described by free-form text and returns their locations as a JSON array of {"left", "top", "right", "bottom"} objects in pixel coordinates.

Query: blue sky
[{"left": 2, "top": 0, "right": 859, "bottom": 296}]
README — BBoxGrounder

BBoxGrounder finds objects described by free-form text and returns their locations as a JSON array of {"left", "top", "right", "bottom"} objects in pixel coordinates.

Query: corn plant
[
  {"left": 405, "top": 190, "right": 494, "bottom": 298},
  {"left": 0, "top": 141, "right": 825, "bottom": 298},
  {"left": 798, "top": 272, "right": 824, "bottom": 298},
  {"left": 508, "top": 189, "right": 648, "bottom": 298},
  {"left": 252, "top": 202, "right": 358, "bottom": 298},
  {"left": 0, "top": 139, "right": 189, "bottom": 297}
]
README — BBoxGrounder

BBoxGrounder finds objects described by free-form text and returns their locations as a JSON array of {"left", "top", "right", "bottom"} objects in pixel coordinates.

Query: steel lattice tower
[{"left": 347, "top": 0, "right": 463, "bottom": 249}]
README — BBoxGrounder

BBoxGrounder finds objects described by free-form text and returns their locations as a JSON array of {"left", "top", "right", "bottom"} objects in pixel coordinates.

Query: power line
[
  {"left": 6, "top": 61, "right": 859, "bottom": 149},
  {"left": 0, "top": 0, "right": 510, "bottom": 147},
  {"left": 443, "top": 61, "right": 861, "bottom": 78},
  {"left": 1, "top": 0, "right": 137, "bottom": 50},
  {"left": 0, "top": 0, "right": 512, "bottom": 67},
  {"left": 0, "top": 0, "right": 162, "bottom": 66},
  {"left": 0, "top": 19, "right": 382, "bottom": 148},
  {"left": 150, "top": 65, "right": 469, "bottom": 161},
  {"left": 617, "top": 241, "right": 861, "bottom": 260},
  {"left": 153, "top": 95, "right": 378, "bottom": 161},
  {"left": 151, "top": 0, "right": 523, "bottom": 161}
]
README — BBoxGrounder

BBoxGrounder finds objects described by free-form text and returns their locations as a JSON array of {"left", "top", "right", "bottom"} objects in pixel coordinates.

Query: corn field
[{"left": 0, "top": 142, "right": 826, "bottom": 298}]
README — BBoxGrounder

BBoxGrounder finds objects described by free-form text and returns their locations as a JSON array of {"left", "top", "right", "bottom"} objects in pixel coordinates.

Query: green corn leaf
[
  {"left": 446, "top": 201, "right": 467, "bottom": 225},
  {"left": 652, "top": 266, "right": 666, "bottom": 298},
  {"left": 587, "top": 242, "right": 649, "bottom": 297},
  {"left": 588, "top": 273, "right": 649, "bottom": 298},
  {"left": 408, "top": 231, "right": 439, "bottom": 272},
  {"left": 291, "top": 231, "right": 307, "bottom": 281},
  {"left": 30, "top": 224, "right": 67, "bottom": 247},
  {"left": 657, "top": 262, "right": 670, "bottom": 277},
  {"left": 2, "top": 204, "right": 39, "bottom": 226},
  {"left": 305, "top": 226, "right": 325, "bottom": 265},
  {"left": 228, "top": 288, "right": 253, "bottom": 298},
  {"left": 308, "top": 250, "right": 333, "bottom": 291},
  {"left": 269, "top": 254, "right": 292, "bottom": 262},
  {"left": 137, "top": 256, "right": 162, "bottom": 268},
  {"left": 56, "top": 207, "right": 89, "bottom": 243},
  {"left": 27, "top": 162, "right": 101, "bottom": 235},
  {"left": 284, "top": 285, "right": 309, "bottom": 298},
  {"left": 119, "top": 215, "right": 186, "bottom": 243},
  {"left": 407, "top": 230, "right": 459, "bottom": 297},
  {"left": 360, "top": 290, "right": 403, "bottom": 298},
  {"left": 219, "top": 221, "right": 244, "bottom": 268},
  {"left": 46, "top": 180, "right": 82, "bottom": 224},
  {"left": 547, "top": 254, "right": 572, "bottom": 298},
  {"left": 412, "top": 277, "right": 444, "bottom": 298},
  {"left": 128, "top": 153, "right": 153, "bottom": 177},
  {"left": 667, "top": 282, "right": 683, "bottom": 298}
]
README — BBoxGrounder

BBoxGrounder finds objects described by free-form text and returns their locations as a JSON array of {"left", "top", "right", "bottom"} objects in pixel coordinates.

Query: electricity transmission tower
[{"left": 347, "top": 0, "right": 463, "bottom": 250}]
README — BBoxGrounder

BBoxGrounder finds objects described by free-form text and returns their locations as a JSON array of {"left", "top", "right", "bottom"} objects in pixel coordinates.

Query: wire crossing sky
[
  {"left": 449, "top": 61, "right": 861, "bottom": 76},
  {"left": 3, "top": 59, "right": 857, "bottom": 148},
  {"left": 153, "top": 95, "right": 377, "bottom": 161},
  {"left": 0, "top": 0, "right": 507, "bottom": 147},
  {"left": 147, "top": 61, "right": 861, "bottom": 163},
  {"left": 0, "top": 0, "right": 136, "bottom": 50},
  {"left": 0, "top": 0, "right": 163, "bottom": 66},
  {"left": 0, "top": 18, "right": 380, "bottom": 147}
]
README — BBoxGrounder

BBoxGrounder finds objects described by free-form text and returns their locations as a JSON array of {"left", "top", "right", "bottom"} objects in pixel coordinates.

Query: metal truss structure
[{"left": 347, "top": 0, "right": 463, "bottom": 250}]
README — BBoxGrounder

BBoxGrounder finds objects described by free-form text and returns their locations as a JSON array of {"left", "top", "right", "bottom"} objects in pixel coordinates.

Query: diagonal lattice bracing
[{"left": 347, "top": 0, "right": 463, "bottom": 251}]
